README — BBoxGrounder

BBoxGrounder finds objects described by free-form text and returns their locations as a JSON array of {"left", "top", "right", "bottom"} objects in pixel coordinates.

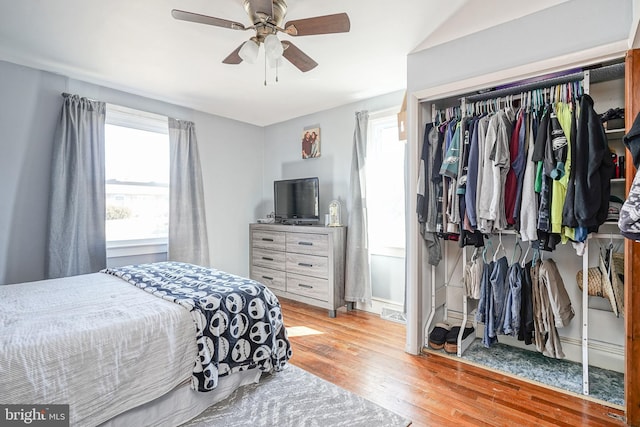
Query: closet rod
[
  {"left": 463, "top": 62, "right": 624, "bottom": 103},
  {"left": 465, "top": 72, "right": 582, "bottom": 103}
]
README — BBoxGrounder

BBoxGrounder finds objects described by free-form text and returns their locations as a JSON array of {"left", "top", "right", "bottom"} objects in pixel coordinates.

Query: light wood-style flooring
[{"left": 280, "top": 298, "right": 627, "bottom": 427}]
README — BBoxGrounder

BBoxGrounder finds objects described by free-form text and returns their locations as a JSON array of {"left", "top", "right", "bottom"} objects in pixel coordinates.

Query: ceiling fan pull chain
[{"left": 264, "top": 53, "right": 267, "bottom": 86}]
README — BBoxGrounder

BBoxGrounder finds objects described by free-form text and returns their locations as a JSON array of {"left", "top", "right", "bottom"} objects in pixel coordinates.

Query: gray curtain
[
  {"left": 168, "top": 118, "right": 210, "bottom": 266},
  {"left": 345, "top": 111, "right": 371, "bottom": 304},
  {"left": 46, "top": 94, "right": 106, "bottom": 279}
]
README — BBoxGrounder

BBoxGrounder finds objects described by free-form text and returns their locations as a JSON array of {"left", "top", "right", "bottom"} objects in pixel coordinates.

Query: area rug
[
  {"left": 459, "top": 340, "right": 624, "bottom": 406},
  {"left": 180, "top": 364, "right": 411, "bottom": 427}
]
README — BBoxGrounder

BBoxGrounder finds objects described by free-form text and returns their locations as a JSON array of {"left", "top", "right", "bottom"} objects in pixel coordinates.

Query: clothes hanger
[
  {"left": 511, "top": 235, "right": 523, "bottom": 266},
  {"left": 493, "top": 231, "right": 506, "bottom": 262},
  {"left": 521, "top": 243, "right": 531, "bottom": 268},
  {"left": 482, "top": 239, "right": 494, "bottom": 264}
]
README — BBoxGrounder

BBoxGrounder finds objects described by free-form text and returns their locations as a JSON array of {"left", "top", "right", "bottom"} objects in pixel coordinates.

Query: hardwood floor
[{"left": 280, "top": 298, "right": 627, "bottom": 427}]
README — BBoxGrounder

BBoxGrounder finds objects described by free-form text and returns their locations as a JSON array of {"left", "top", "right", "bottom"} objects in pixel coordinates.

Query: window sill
[
  {"left": 107, "top": 238, "right": 168, "bottom": 258},
  {"left": 370, "top": 247, "right": 405, "bottom": 258}
]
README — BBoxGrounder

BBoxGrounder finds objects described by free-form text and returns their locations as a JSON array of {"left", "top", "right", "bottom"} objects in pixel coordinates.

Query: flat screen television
[{"left": 274, "top": 177, "right": 320, "bottom": 224}]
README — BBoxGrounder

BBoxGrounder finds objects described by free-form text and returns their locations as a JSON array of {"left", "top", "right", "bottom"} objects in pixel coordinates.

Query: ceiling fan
[{"left": 171, "top": 0, "right": 351, "bottom": 72}]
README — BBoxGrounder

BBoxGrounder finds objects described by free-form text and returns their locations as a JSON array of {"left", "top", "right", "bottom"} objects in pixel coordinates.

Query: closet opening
[{"left": 417, "top": 58, "right": 626, "bottom": 408}]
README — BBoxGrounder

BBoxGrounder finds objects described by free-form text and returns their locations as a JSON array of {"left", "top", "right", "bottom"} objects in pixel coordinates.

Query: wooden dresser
[{"left": 249, "top": 223, "right": 347, "bottom": 317}]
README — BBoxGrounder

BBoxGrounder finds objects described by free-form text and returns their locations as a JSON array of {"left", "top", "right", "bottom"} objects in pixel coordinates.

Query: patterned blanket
[{"left": 102, "top": 262, "right": 292, "bottom": 392}]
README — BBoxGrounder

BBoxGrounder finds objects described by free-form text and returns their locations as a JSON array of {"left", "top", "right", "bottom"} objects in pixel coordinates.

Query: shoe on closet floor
[
  {"left": 428, "top": 322, "right": 451, "bottom": 350},
  {"left": 444, "top": 322, "right": 475, "bottom": 354}
]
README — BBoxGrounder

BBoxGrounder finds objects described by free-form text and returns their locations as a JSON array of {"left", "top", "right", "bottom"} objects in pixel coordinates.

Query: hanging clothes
[
  {"left": 531, "top": 257, "right": 573, "bottom": 359},
  {"left": 539, "top": 258, "right": 575, "bottom": 328},
  {"left": 502, "top": 261, "right": 524, "bottom": 336},
  {"left": 518, "top": 260, "right": 535, "bottom": 345},
  {"left": 562, "top": 99, "right": 580, "bottom": 235},
  {"left": 520, "top": 112, "right": 539, "bottom": 242},
  {"left": 477, "top": 109, "right": 515, "bottom": 233},
  {"left": 566, "top": 94, "right": 614, "bottom": 235},
  {"left": 463, "top": 248, "right": 482, "bottom": 299},
  {"left": 429, "top": 80, "right": 612, "bottom": 255},
  {"left": 551, "top": 102, "right": 574, "bottom": 242},
  {"left": 530, "top": 259, "right": 563, "bottom": 357},
  {"left": 465, "top": 115, "right": 486, "bottom": 230},
  {"left": 458, "top": 117, "right": 485, "bottom": 248},
  {"left": 434, "top": 123, "right": 445, "bottom": 236},
  {"left": 489, "top": 255, "right": 509, "bottom": 338},
  {"left": 417, "top": 122, "right": 442, "bottom": 266},
  {"left": 532, "top": 104, "right": 562, "bottom": 251},
  {"left": 511, "top": 109, "right": 529, "bottom": 230},
  {"left": 441, "top": 119, "right": 462, "bottom": 234},
  {"left": 477, "top": 257, "right": 497, "bottom": 348},
  {"left": 504, "top": 108, "right": 524, "bottom": 226}
]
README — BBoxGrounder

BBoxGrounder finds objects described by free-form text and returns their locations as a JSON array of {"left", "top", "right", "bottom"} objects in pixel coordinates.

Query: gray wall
[
  {"left": 262, "top": 91, "right": 404, "bottom": 221},
  {"left": 0, "top": 62, "right": 61, "bottom": 285},
  {"left": 0, "top": 60, "right": 263, "bottom": 285},
  {"left": 407, "top": 0, "right": 632, "bottom": 95}
]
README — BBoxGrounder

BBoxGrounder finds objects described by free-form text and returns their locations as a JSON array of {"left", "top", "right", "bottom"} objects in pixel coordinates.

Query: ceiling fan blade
[
  {"left": 222, "top": 44, "right": 244, "bottom": 64},
  {"left": 284, "top": 13, "right": 350, "bottom": 36},
  {"left": 246, "top": 0, "right": 274, "bottom": 20},
  {"left": 281, "top": 41, "right": 318, "bottom": 72},
  {"left": 171, "top": 9, "right": 246, "bottom": 31}
]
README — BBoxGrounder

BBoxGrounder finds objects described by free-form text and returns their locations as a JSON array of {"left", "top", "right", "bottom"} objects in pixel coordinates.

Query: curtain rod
[
  {"left": 61, "top": 92, "right": 101, "bottom": 102},
  {"left": 463, "top": 62, "right": 624, "bottom": 103}
]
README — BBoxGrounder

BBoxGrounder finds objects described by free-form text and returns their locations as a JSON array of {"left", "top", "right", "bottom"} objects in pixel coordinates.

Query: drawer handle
[
  {"left": 298, "top": 262, "right": 313, "bottom": 268},
  {"left": 261, "top": 238, "right": 274, "bottom": 242},
  {"left": 262, "top": 257, "right": 274, "bottom": 261},
  {"left": 298, "top": 284, "right": 313, "bottom": 289},
  {"left": 262, "top": 275, "right": 274, "bottom": 281},
  {"left": 298, "top": 241, "right": 313, "bottom": 246}
]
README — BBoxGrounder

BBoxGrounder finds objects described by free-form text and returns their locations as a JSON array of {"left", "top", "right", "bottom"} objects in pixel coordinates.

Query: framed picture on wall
[{"left": 302, "top": 127, "right": 320, "bottom": 159}]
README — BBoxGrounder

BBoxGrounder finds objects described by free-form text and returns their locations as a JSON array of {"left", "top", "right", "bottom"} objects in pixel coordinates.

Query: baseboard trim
[{"left": 355, "top": 298, "right": 404, "bottom": 317}]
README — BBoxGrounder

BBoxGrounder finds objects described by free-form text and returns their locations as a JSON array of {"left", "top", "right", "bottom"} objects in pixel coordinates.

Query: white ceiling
[{"left": 0, "top": 0, "right": 568, "bottom": 126}]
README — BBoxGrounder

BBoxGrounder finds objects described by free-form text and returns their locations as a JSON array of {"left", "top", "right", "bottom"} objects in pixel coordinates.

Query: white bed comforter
[{"left": 0, "top": 273, "right": 197, "bottom": 427}]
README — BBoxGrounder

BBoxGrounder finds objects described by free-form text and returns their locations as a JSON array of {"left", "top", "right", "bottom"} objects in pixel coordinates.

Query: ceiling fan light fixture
[
  {"left": 172, "top": 3, "right": 351, "bottom": 73},
  {"left": 239, "top": 39, "right": 259, "bottom": 64},
  {"left": 264, "top": 34, "right": 284, "bottom": 60}
]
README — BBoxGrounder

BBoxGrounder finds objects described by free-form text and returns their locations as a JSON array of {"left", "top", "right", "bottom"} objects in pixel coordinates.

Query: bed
[{"left": 0, "top": 262, "right": 292, "bottom": 427}]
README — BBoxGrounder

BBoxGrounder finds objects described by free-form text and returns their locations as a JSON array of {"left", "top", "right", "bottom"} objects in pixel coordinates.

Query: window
[
  {"left": 105, "top": 105, "right": 169, "bottom": 245},
  {"left": 366, "top": 111, "right": 406, "bottom": 256}
]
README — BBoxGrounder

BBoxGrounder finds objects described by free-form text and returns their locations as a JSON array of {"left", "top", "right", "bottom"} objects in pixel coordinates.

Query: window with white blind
[
  {"left": 366, "top": 111, "right": 406, "bottom": 256},
  {"left": 105, "top": 105, "right": 169, "bottom": 248}
]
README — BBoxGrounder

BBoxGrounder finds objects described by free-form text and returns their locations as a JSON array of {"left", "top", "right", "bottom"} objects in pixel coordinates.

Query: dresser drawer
[
  {"left": 286, "top": 232, "right": 328, "bottom": 256},
  {"left": 286, "top": 253, "right": 328, "bottom": 278},
  {"left": 252, "top": 248, "right": 286, "bottom": 271},
  {"left": 251, "top": 266, "right": 286, "bottom": 292},
  {"left": 287, "top": 273, "right": 328, "bottom": 301},
  {"left": 252, "top": 230, "right": 286, "bottom": 251}
]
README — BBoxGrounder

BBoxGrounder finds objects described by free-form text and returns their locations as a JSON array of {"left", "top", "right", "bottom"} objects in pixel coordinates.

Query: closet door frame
[{"left": 624, "top": 47, "right": 640, "bottom": 427}]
